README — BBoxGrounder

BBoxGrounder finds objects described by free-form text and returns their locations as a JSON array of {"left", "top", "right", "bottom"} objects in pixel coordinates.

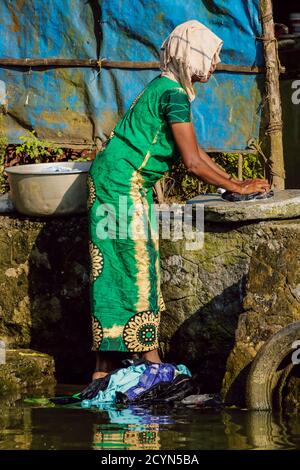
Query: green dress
[{"left": 87, "top": 75, "right": 191, "bottom": 353}]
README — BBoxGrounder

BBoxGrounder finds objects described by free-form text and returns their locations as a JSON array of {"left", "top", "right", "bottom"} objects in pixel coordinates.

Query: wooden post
[
  {"left": 260, "top": 0, "right": 285, "bottom": 189},
  {"left": 154, "top": 180, "right": 165, "bottom": 204},
  {"left": 238, "top": 154, "right": 243, "bottom": 180}
]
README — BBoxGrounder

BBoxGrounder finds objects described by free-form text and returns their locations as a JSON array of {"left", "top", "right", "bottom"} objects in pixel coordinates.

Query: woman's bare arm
[
  {"left": 197, "top": 144, "right": 233, "bottom": 180},
  {"left": 170, "top": 122, "right": 270, "bottom": 194},
  {"left": 170, "top": 122, "right": 240, "bottom": 191}
]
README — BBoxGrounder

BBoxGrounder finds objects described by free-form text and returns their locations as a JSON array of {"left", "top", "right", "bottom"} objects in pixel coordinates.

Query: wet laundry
[
  {"left": 115, "top": 372, "right": 196, "bottom": 405},
  {"left": 221, "top": 189, "right": 274, "bottom": 202},
  {"left": 124, "top": 362, "right": 184, "bottom": 401},
  {"left": 80, "top": 360, "right": 193, "bottom": 408},
  {"left": 49, "top": 359, "right": 195, "bottom": 407}
]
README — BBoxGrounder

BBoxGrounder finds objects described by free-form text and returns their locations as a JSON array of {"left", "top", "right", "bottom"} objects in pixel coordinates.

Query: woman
[{"left": 87, "top": 20, "right": 270, "bottom": 381}]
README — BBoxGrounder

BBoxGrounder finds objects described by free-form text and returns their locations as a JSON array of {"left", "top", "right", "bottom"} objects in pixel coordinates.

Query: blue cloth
[
  {"left": 81, "top": 364, "right": 147, "bottom": 408},
  {"left": 125, "top": 363, "right": 176, "bottom": 401},
  {"left": 81, "top": 363, "right": 192, "bottom": 408},
  {"left": 125, "top": 363, "right": 191, "bottom": 401}
]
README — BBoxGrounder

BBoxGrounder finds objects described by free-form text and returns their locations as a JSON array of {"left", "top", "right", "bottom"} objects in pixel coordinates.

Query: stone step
[{"left": 0, "top": 348, "right": 56, "bottom": 397}]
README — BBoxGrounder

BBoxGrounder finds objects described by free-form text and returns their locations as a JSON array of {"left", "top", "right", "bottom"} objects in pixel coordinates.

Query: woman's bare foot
[
  {"left": 92, "top": 371, "right": 109, "bottom": 380},
  {"left": 92, "top": 352, "right": 116, "bottom": 381},
  {"left": 141, "top": 349, "right": 162, "bottom": 363}
]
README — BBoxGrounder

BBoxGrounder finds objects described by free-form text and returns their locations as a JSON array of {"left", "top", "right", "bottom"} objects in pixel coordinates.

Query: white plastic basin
[{"left": 4, "top": 161, "right": 92, "bottom": 216}]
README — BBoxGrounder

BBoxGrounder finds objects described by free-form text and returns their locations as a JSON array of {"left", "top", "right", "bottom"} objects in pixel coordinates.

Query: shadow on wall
[
  {"left": 27, "top": 213, "right": 94, "bottom": 384},
  {"left": 162, "top": 278, "right": 247, "bottom": 394}
]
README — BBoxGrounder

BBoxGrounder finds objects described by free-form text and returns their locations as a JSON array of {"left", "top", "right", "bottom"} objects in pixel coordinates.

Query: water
[{"left": 1, "top": 385, "right": 300, "bottom": 450}]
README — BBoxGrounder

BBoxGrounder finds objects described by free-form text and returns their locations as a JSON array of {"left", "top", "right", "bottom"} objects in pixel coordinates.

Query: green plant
[
  {"left": 214, "top": 152, "right": 265, "bottom": 180},
  {"left": 15, "top": 130, "right": 63, "bottom": 163},
  {"left": 155, "top": 152, "right": 265, "bottom": 203},
  {"left": 240, "top": 153, "right": 265, "bottom": 180},
  {"left": 0, "top": 115, "right": 8, "bottom": 194},
  {"left": 73, "top": 155, "right": 92, "bottom": 162}
]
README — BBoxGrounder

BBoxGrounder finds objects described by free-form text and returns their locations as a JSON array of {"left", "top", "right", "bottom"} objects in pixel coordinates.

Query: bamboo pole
[
  {"left": 0, "top": 57, "right": 265, "bottom": 74},
  {"left": 260, "top": 0, "right": 285, "bottom": 189},
  {"left": 238, "top": 154, "right": 244, "bottom": 180},
  {"left": 154, "top": 180, "right": 165, "bottom": 204}
]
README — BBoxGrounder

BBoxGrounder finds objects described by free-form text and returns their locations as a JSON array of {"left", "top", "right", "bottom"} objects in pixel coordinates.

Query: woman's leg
[
  {"left": 93, "top": 349, "right": 162, "bottom": 380},
  {"left": 141, "top": 348, "right": 162, "bottom": 363},
  {"left": 92, "top": 352, "right": 115, "bottom": 380},
  {"left": 92, "top": 351, "right": 136, "bottom": 380}
]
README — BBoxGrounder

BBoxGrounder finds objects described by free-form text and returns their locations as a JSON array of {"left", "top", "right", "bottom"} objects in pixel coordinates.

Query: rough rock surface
[
  {"left": 1, "top": 192, "right": 300, "bottom": 396},
  {"left": 0, "top": 213, "right": 93, "bottom": 384},
  {"left": 221, "top": 220, "right": 300, "bottom": 404},
  {"left": 0, "top": 349, "right": 56, "bottom": 396}
]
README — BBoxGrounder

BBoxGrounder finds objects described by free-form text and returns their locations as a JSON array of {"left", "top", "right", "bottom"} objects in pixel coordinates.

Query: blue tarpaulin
[{"left": 0, "top": 0, "right": 264, "bottom": 151}]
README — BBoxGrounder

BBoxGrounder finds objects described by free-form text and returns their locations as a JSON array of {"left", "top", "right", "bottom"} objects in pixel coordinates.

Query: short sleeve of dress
[{"left": 160, "top": 88, "right": 192, "bottom": 123}]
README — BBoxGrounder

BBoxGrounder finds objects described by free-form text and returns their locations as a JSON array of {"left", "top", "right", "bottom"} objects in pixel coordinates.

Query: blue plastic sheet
[{"left": 0, "top": 0, "right": 264, "bottom": 151}]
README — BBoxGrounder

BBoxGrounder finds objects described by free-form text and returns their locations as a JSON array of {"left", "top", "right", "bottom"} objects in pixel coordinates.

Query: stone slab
[{"left": 187, "top": 189, "right": 300, "bottom": 222}]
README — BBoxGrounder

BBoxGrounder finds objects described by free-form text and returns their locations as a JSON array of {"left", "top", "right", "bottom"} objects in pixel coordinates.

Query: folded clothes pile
[{"left": 50, "top": 358, "right": 195, "bottom": 407}]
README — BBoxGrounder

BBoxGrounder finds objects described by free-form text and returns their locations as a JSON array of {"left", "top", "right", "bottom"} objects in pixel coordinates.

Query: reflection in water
[
  {"left": 0, "top": 407, "right": 32, "bottom": 450},
  {"left": 222, "top": 410, "right": 296, "bottom": 450},
  {"left": 1, "top": 387, "right": 300, "bottom": 450},
  {"left": 92, "top": 404, "right": 173, "bottom": 450}
]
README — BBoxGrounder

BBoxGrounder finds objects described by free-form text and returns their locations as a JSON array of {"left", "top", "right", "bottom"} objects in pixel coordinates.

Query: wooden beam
[{"left": 0, "top": 58, "right": 266, "bottom": 74}]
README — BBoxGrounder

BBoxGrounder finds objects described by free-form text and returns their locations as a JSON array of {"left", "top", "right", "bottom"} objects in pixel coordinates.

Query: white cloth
[{"left": 160, "top": 20, "right": 223, "bottom": 102}]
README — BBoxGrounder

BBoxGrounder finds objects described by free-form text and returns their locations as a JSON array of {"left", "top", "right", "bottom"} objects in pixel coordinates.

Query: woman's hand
[
  {"left": 170, "top": 122, "right": 271, "bottom": 195},
  {"left": 234, "top": 178, "right": 271, "bottom": 195}
]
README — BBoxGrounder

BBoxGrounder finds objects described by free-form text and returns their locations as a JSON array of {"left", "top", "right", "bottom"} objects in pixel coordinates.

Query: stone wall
[
  {"left": 0, "top": 214, "right": 93, "bottom": 384},
  {"left": 222, "top": 219, "right": 300, "bottom": 404},
  {"left": 160, "top": 218, "right": 300, "bottom": 393},
  {"left": 1, "top": 206, "right": 300, "bottom": 393}
]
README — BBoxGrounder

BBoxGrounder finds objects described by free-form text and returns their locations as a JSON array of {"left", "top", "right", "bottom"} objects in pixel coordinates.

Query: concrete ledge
[{"left": 187, "top": 190, "right": 300, "bottom": 222}]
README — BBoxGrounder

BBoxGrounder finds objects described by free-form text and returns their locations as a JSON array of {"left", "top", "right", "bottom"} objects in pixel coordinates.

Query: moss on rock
[
  {"left": 0, "top": 349, "right": 56, "bottom": 397},
  {"left": 1, "top": 207, "right": 300, "bottom": 395}
]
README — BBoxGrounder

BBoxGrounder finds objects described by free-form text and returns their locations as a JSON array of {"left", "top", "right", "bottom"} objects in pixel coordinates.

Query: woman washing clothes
[{"left": 87, "top": 20, "right": 270, "bottom": 382}]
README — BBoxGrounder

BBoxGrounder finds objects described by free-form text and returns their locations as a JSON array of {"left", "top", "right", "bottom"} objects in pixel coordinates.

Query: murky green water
[{"left": 1, "top": 385, "right": 300, "bottom": 450}]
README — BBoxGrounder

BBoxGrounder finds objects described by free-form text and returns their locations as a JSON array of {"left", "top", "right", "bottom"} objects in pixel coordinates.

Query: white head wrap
[{"left": 160, "top": 20, "right": 223, "bottom": 102}]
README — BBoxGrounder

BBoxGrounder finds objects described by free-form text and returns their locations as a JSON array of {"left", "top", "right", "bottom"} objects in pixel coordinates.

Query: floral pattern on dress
[
  {"left": 89, "top": 241, "right": 104, "bottom": 282},
  {"left": 87, "top": 174, "right": 96, "bottom": 210},
  {"left": 123, "top": 310, "right": 160, "bottom": 352},
  {"left": 91, "top": 315, "right": 103, "bottom": 350}
]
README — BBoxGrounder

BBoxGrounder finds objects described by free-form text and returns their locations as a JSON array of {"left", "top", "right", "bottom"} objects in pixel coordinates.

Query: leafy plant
[
  {"left": 214, "top": 152, "right": 265, "bottom": 180},
  {"left": 73, "top": 153, "right": 93, "bottom": 162},
  {"left": 15, "top": 130, "right": 63, "bottom": 163},
  {"left": 155, "top": 152, "right": 265, "bottom": 203}
]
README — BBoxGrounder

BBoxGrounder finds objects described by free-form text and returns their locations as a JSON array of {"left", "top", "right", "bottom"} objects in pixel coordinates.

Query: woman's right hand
[{"left": 234, "top": 178, "right": 271, "bottom": 195}]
